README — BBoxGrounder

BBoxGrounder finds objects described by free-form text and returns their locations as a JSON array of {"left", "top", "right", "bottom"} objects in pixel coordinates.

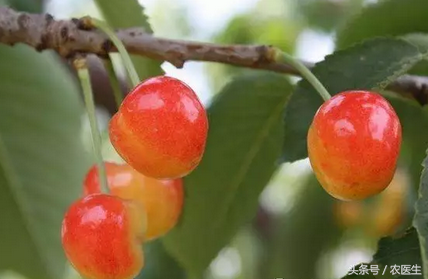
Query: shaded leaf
[
  {"left": 282, "top": 38, "right": 426, "bottom": 162},
  {"left": 261, "top": 174, "right": 343, "bottom": 279},
  {"left": 413, "top": 146, "right": 428, "bottom": 278},
  {"left": 337, "top": 0, "right": 428, "bottom": 49},
  {"left": 93, "top": 0, "right": 163, "bottom": 79},
  {"left": 0, "top": 45, "right": 90, "bottom": 278},
  {"left": 342, "top": 228, "right": 422, "bottom": 279},
  {"left": 135, "top": 241, "right": 185, "bottom": 279},
  {"left": 385, "top": 96, "right": 428, "bottom": 190},
  {"left": 297, "top": 0, "right": 364, "bottom": 32},
  {"left": 372, "top": 228, "right": 422, "bottom": 279},
  {"left": 163, "top": 73, "right": 293, "bottom": 277},
  {"left": 7, "top": 0, "right": 41, "bottom": 13}
]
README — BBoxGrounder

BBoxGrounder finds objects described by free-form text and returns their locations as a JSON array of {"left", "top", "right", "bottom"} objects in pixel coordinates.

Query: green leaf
[
  {"left": 403, "top": 33, "right": 428, "bottom": 54},
  {"left": 343, "top": 228, "right": 422, "bottom": 279},
  {"left": 0, "top": 45, "right": 90, "bottom": 278},
  {"left": 282, "top": 37, "right": 426, "bottom": 162},
  {"left": 414, "top": 146, "right": 428, "bottom": 278},
  {"left": 373, "top": 228, "right": 422, "bottom": 272},
  {"left": 297, "top": 0, "right": 364, "bottom": 33},
  {"left": 402, "top": 34, "right": 428, "bottom": 76},
  {"left": 136, "top": 241, "right": 185, "bottom": 279},
  {"left": 163, "top": 73, "right": 293, "bottom": 277},
  {"left": 94, "top": 0, "right": 163, "bottom": 79},
  {"left": 6, "top": 0, "right": 42, "bottom": 13},
  {"left": 260, "top": 174, "right": 343, "bottom": 279},
  {"left": 385, "top": 96, "right": 428, "bottom": 189},
  {"left": 337, "top": 0, "right": 428, "bottom": 49}
]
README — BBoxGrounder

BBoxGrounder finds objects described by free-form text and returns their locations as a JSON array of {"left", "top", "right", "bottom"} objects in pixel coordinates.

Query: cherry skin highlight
[
  {"left": 307, "top": 90, "right": 402, "bottom": 200},
  {"left": 84, "top": 162, "right": 184, "bottom": 240},
  {"left": 109, "top": 75, "right": 208, "bottom": 179},
  {"left": 61, "top": 194, "right": 146, "bottom": 279}
]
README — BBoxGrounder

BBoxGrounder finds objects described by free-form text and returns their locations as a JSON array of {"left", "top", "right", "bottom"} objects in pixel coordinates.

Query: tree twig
[{"left": 1, "top": 6, "right": 428, "bottom": 104}]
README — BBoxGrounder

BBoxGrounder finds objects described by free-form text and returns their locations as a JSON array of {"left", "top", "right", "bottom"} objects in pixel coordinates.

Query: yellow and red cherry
[
  {"left": 61, "top": 194, "right": 146, "bottom": 279},
  {"left": 109, "top": 76, "right": 208, "bottom": 179},
  {"left": 307, "top": 90, "right": 402, "bottom": 200},
  {"left": 84, "top": 162, "right": 183, "bottom": 240}
]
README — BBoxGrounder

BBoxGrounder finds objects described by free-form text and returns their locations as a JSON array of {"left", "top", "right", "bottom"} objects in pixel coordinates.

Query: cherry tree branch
[{"left": 1, "top": 6, "right": 428, "bottom": 104}]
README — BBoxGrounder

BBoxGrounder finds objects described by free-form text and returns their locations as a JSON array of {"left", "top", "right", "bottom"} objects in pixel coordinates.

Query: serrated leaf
[
  {"left": 343, "top": 228, "right": 422, "bottom": 279},
  {"left": 282, "top": 38, "right": 426, "bottom": 162},
  {"left": 403, "top": 34, "right": 428, "bottom": 54},
  {"left": 163, "top": 73, "right": 293, "bottom": 277},
  {"left": 401, "top": 34, "right": 428, "bottom": 76},
  {"left": 94, "top": 0, "right": 163, "bottom": 79},
  {"left": 413, "top": 147, "right": 428, "bottom": 278},
  {"left": 337, "top": 0, "right": 428, "bottom": 49},
  {"left": 373, "top": 228, "right": 422, "bottom": 271},
  {"left": 0, "top": 45, "right": 90, "bottom": 278}
]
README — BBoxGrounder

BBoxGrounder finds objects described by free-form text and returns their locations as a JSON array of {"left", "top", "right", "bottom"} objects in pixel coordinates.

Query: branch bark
[{"left": 1, "top": 6, "right": 428, "bottom": 104}]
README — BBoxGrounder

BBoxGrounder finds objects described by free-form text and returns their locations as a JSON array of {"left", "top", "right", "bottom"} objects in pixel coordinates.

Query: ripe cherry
[
  {"left": 307, "top": 90, "right": 402, "bottom": 200},
  {"left": 109, "top": 76, "right": 208, "bottom": 179},
  {"left": 84, "top": 162, "right": 184, "bottom": 240},
  {"left": 61, "top": 194, "right": 146, "bottom": 279}
]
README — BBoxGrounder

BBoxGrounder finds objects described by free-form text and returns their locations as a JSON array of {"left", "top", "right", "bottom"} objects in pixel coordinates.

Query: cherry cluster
[
  {"left": 61, "top": 76, "right": 209, "bottom": 279},
  {"left": 60, "top": 73, "right": 402, "bottom": 279}
]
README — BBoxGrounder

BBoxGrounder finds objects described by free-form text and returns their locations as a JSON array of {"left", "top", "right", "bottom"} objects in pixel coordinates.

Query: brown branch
[{"left": 1, "top": 6, "right": 428, "bottom": 104}]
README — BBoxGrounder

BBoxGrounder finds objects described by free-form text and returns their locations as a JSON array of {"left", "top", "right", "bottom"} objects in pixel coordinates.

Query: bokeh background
[{"left": 0, "top": 0, "right": 416, "bottom": 279}]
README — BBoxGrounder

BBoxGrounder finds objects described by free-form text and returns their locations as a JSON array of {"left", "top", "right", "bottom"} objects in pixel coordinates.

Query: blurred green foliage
[
  {"left": 1, "top": 0, "right": 428, "bottom": 279},
  {"left": 206, "top": 12, "right": 301, "bottom": 92},
  {"left": 260, "top": 174, "right": 343, "bottom": 279},
  {"left": 296, "top": 0, "right": 364, "bottom": 33},
  {"left": 0, "top": 45, "right": 90, "bottom": 279},
  {"left": 163, "top": 72, "right": 293, "bottom": 278},
  {"left": 94, "top": 0, "right": 163, "bottom": 80}
]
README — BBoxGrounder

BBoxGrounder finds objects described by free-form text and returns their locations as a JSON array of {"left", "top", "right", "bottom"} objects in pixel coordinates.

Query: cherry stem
[
  {"left": 273, "top": 49, "right": 331, "bottom": 101},
  {"left": 103, "top": 58, "right": 124, "bottom": 109},
  {"left": 74, "top": 57, "right": 109, "bottom": 194},
  {"left": 90, "top": 18, "right": 140, "bottom": 88}
]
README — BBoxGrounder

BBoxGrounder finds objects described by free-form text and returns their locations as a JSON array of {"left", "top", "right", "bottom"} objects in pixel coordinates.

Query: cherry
[
  {"left": 83, "top": 162, "right": 183, "bottom": 240},
  {"left": 307, "top": 90, "right": 402, "bottom": 200},
  {"left": 109, "top": 76, "right": 208, "bottom": 179},
  {"left": 61, "top": 194, "right": 146, "bottom": 279}
]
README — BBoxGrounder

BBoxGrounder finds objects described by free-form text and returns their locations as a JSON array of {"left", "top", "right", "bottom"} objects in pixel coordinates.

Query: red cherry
[
  {"left": 84, "top": 162, "right": 183, "bottom": 240},
  {"left": 307, "top": 90, "right": 402, "bottom": 200},
  {"left": 109, "top": 76, "right": 208, "bottom": 179},
  {"left": 61, "top": 194, "right": 146, "bottom": 279}
]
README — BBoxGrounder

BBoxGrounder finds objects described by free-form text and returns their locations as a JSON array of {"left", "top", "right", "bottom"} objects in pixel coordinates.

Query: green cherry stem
[
  {"left": 103, "top": 58, "right": 124, "bottom": 108},
  {"left": 90, "top": 18, "right": 140, "bottom": 88},
  {"left": 273, "top": 48, "right": 331, "bottom": 101},
  {"left": 74, "top": 58, "right": 109, "bottom": 193}
]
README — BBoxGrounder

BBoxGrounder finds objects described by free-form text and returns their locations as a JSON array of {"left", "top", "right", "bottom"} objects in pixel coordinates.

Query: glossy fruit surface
[
  {"left": 61, "top": 194, "right": 146, "bottom": 279},
  {"left": 84, "top": 162, "right": 183, "bottom": 240},
  {"left": 307, "top": 90, "right": 402, "bottom": 200},
  {"left": 109, "top": 75, "right": 208, "bottom": 179}
]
